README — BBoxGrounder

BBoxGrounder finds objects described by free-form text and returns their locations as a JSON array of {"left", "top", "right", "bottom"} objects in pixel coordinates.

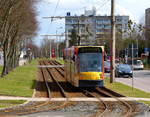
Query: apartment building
[{"left": 65, "top": 9, "right": 129, "bottom": 45}]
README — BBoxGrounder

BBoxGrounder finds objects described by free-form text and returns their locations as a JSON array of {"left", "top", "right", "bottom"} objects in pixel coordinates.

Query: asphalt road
[{"left": 105, "top": 70, "right": 150, "bottom": 93}]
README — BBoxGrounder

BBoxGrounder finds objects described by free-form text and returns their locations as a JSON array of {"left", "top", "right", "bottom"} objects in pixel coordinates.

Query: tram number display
[{"left": 78, "top": 47, "right": 102, "bottom": 53}]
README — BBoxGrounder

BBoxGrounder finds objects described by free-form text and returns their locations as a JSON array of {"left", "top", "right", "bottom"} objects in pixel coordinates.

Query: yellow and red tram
[{"left": 64, "top": 46, "right": 104, "bottom": 87}]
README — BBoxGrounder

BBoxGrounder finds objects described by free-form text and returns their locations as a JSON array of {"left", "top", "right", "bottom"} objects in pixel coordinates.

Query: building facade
[
  {"left": 146, "top": 8, "right": 150, "bottom": 29},
  {"left": 145, "top": 8, "right": 150, "bottom": 40},
  {"left": 65, "top": 10, "right": 129, "bottom": 46},
  {"left": 145, "top": 8, "right": 150, "bottom": 61}
]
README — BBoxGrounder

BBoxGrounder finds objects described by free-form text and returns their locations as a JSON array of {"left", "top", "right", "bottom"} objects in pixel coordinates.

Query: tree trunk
[{"left": 1, "top": 42, "right": 8, "bottom": 77}]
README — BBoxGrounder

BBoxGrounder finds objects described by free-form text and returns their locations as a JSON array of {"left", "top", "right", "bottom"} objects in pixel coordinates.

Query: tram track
[
  {"left": 0, "top": 60, "right": 140, "bottom": 117},
  {"left": 79, "top": 87, "right": 136, "bottom": 117},
  {"left": 95, "top": 87, "right": 133, "bottom": 117},
  {"left": 42, "top": 60, "right": 67, "bottom": 98},
  {"left": 0, "top": 60, "right": 70, "bottom": 116},
  {"left": 82, "top": 89, "right": 110, "bottom": 117},
  {"left": 0, "top": 61, "right": 52, "bottom": 115},
  {"left": 48, "top": 60, "right": 65, "bottom": 78},
  {"left": 39, "top": 60, "right": 138, "bottom": 117},
  {"left": 52, "top": 60, "right": 65, "bottom": 71}
]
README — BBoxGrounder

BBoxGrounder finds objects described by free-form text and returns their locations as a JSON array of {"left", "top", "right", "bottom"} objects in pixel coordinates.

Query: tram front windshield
[{"left": 78, "top": 53, "right": 102, "bottom": 72}]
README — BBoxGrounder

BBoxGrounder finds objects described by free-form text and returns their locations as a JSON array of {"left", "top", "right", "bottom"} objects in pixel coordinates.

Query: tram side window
[{"left": 79, "top": 53, "right": 102, "bottom": 72}]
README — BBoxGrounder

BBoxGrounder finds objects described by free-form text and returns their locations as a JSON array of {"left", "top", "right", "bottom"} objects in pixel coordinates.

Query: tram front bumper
[{"left": 79, "top": 80, "right": 104, "bottom": 87}]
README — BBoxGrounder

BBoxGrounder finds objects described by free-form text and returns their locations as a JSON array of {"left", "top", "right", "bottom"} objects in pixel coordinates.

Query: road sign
[{"left": 144, "top": 48, "right": 149, "bottom": 56}]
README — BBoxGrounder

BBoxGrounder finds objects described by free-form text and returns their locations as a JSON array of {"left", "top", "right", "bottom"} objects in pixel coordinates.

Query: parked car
[
  {"left": 133, "top": 60, "right": 144, "bottom": 70},
  {"left": 127, "top": 59, "right": 144, "bottom": 70},
  {"left": 115, "top": 64, "right": 133, "bottom": 78},
  {"left": 104, "top": 61, "right": 110, "bottom": 73}
]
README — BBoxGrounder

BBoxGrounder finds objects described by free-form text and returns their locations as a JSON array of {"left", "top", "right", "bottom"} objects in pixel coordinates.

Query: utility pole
[
  {"left": 110, "top": 0, "right": 116, "bottom": 83},
  {"left": 56, "top": 31, "right": 58, "bottom": 58},
  {"left": 49, "top": 39, "right": 52, "bottom": 58},
  {"left": 131, "top": 43, "right": 134, "bottom": 90}
]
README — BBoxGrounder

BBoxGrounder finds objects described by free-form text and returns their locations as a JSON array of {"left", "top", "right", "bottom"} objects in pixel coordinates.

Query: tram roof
[
  {"left": 66, "top": 46, "right": 104, "bottom": 50},
  {"left": 76, "top": 46, "right": 104, "bottom": 48},
  {"left": 64, "top": 46, "right": 104, "bottom": 53}
]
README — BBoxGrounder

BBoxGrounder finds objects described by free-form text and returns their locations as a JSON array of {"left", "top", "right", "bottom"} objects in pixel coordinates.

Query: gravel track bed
[
  {"left": 1, "top": 101, "right": 148, "bottom": 117},
  {"left": 1, "top": 60, "right": 150, "bottom": 117}
]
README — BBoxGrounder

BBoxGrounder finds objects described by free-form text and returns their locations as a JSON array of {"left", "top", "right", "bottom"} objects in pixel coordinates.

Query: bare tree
[{"left": 0, "top": 0, "right": 38, "bottom": 77}]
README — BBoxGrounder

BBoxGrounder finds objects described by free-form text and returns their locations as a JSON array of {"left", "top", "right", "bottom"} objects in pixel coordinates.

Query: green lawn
[
  {"left": 0, "top": 66, "right": 3, "bottom": 73},
  {"left": 104, "top": 78, "right": 150, "bottom": 98},
  {"left": 140, "top": 101, "right": 150, "bottom": 106},
  {"left": 0, "top": 60, "right": 38, "bottom": 97},
  {"left": 56, "top": 58, "right": 64, "bottom": 64},
  {"left": 105, "top": 78, "right": 150, "bottom": 106},
  {"left": 0, "top": 100, "right": 25, "bottom": 108},
  {"left": 144, "top": 64, "right": 150, "bottom": 70}
]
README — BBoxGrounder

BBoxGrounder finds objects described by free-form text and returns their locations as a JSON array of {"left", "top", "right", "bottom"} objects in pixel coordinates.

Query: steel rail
[
  {"left": 52, "top": 60, "right": 65, "bottom": 71},
  {"left": 48, "top": 61, "right": 65, "bottom": 77},
  {"left": 0, "top": 60, "right": 70, "bottom": 116},
  {"left": 43, "top": 61, "right": 67, "bottom": 98},
  {"left": 1, "top": 61, "right": 52, "bottom": 114},
  {"left": 82, "top": 89, "right": 110, "bottom": 117},
  {"left": 95, "top": 87, "right": 133, "bottom": 117},
  {"left": 14, "top": 60, "right": 69, "bottom": 115},
  {"left": 13, "top": 61, "right": 53, "bottom": 115},
  {"left": 40, "top": 62, "right": 51, "bottom": 98}
]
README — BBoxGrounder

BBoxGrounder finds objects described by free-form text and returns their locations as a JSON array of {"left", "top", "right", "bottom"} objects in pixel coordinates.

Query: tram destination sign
[{"left": 78, "top": 47, "right": 102, "bottom": 53}]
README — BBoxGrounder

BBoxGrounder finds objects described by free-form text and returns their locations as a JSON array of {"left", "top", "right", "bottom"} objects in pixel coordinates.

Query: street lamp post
[
  {"left": 49, "top": 39, "right": 52, "bottom": 58},
  {"left": 56, "top": 27, "right": 63, "bottom": 58}
]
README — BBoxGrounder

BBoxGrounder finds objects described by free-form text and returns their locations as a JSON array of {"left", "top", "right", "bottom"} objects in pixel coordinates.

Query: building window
[{"left": 66, "top": 19, "right": 72, "bottom": 23}]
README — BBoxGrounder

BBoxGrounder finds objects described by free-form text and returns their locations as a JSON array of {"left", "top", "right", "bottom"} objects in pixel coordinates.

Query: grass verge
[
  {"left": 0, "top": 100, "right": 25, "bottom": 108},
  {"left": 140, "top": 101, "right": 150, "bottom": 106},
  {"left": 144, "top": 64, "right": 150, "bottom": 70},
  {"left": 0, "top": 59, "right": 38, "bottom": 97},
  {"left": 55, "top": 58, "right": 64, "bottom": 64},
  {"left": 104, "top": 78, "right": 150, "bottom": 98},
  {"left": 105, "top": 78, "right": 150, "bottom": 106},
  {"left": 39, "top": 58, "right": 64, "bottom": 64}
]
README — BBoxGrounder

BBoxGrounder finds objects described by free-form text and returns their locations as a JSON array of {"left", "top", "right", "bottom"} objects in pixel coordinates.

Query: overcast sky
[{"left": 35, "top": 0, "right": 150, "bottom": 45}]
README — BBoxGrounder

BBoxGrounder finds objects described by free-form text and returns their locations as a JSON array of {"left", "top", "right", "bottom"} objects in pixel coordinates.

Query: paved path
[
  {"left": 19, "top": 59, "right": 27, "bottom": 66},
  {"left": 1, "top": 96, "right": 150, "bottom": 101}
]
